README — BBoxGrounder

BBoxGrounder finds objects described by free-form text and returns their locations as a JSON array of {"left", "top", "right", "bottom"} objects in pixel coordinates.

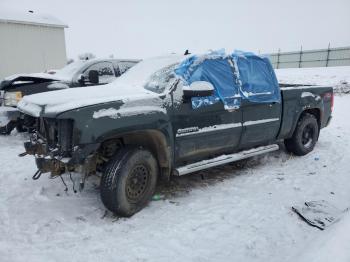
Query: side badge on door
[{"left": 176, "top": 127, "right": 199, "bottom": 136}]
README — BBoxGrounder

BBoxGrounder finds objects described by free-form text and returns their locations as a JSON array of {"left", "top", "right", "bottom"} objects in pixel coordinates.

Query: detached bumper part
[
  {"left": 0, "top": 106, "right": 20, "bottom": 127},
  {"left": 24, "top": 141, "right": 46, "bottom": 156},
  {"left": 23, "top": 137, "right": 100, "bottom": 183},
  {"left": 35, "top": 157, "right": 65, "bottom": 176},
  {"left": 24, "top": 140, "right": 66, "bottom": 176}
]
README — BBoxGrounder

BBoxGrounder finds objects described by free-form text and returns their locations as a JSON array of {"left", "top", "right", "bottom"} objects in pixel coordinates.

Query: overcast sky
[{"left": 1, "top": 0, "right": 350, "bottom": 60}]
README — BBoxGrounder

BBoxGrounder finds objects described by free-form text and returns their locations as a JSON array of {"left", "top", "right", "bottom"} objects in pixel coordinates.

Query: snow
[
  {"left": 47, "top": 82, "right": 69, "bottom": 89},
  {"left": 1, "top": 67, "right": 350, "bottom": 261},
  {"left": 93, "top": 106, "right": 166, "bottom": 119},
  {"left": 18, "top": 84, "right": 158, "bottom": 117},
  {"left": 3, "top": 73, "right": 63, "bottom": 82},
  {"left": 276, "top": 66, "right": 350, "bottom": 93},
  {"left": 290, "top": 212, "right": 350, "bottom": 262},
  {"left": 115, "top": 54, "right": 185, "bottom": 88},
  {"left": 17, "top": 55, "right": 186, "bottom": 117},
  {"left": 301, "top": 91, "right": 316, "bottom": 98},
  {"left": 0, "top": 106, "right": 19, "bottom": 126},
  {"left": 183, "top": 81, "right": 214, "bottom": 92},
  {"left": 0, "top": 8, "right": 67, "bottom": 28},
  {"left": 3, "top": 59, "right": 100, "bottom": 83}
]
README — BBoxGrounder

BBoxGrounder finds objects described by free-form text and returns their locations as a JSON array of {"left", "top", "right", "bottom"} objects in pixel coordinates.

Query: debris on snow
[{"left": 292, "top": 200, "right": 343, "bottom": 230}]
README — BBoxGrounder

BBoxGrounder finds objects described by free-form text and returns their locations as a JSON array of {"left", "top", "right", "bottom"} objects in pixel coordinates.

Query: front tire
[
  {"left": 284, "top": 113, "right": 319, "bottom": 156},
  {"left": 100, "top": 147, "right": 159, "bottom": 217}
]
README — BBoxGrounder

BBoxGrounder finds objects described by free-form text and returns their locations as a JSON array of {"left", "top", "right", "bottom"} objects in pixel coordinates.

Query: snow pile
[
  {"left": 275, "top": 66, "right": 350, "bottom": 94},
  {"left": 292, "top": 212, "right": 350, "bottom": 262}
]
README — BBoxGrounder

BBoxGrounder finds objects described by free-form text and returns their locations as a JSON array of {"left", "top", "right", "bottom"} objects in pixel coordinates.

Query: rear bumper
[{"left": 0, "top": 106, "right": 20, "bottom": 127}]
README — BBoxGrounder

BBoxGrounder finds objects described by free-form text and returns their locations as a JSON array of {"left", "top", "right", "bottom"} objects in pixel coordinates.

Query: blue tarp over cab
[
  {"left": 232, "top": 51, "right": 281, "bottom": 104},
  {"left": 175, "top": 52, "right": 241, "bottom": 110},
  {"left": 175, "top": 50, "right": 281, "bottom": 109}
]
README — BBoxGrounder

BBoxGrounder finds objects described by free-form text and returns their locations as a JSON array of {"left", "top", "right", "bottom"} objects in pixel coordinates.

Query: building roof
[{"left": 0, "top": 9, "right": 68, "bottom": 28}]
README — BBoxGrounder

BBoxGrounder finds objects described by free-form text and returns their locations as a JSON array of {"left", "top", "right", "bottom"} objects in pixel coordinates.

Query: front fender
[{"left": 57, "top": 102, "right": 173, "bottom": 145}]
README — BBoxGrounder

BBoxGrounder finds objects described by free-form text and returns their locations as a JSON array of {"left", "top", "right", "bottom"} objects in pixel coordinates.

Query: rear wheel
[
  {"left": 284, "top": 113, "right": 319, "bottom": 156},
  {"left": 100, "top": 146, "right": 158, "bottom": 217}
]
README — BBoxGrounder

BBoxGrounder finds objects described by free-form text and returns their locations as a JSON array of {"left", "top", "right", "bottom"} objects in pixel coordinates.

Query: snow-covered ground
[
  {"left": 1, "top": 67, "right": 350, "bottom": 262},
  {"left": 276, "top": 66, "right": 350, "bottom": 93}
]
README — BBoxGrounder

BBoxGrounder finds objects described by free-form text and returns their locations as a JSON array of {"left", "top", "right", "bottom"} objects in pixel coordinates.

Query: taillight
[
  {"left": 324, "top": 92, "right": 334, "bottom": 112},
  {"left": 331, "top": 93, "right": 334, "bottom": 112}
]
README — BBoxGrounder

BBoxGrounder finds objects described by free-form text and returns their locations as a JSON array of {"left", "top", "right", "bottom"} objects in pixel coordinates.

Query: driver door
[{"left": 170, "top": 85, "right": 242, "bottom": 166}]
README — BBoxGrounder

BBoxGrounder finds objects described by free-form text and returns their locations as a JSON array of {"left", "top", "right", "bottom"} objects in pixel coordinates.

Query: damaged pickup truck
[
  {"left": 18, "top": 51, "right": 333, "bottom": 217},
  {"left": 0, "top": 58, "right": 138, "bottom": 134}
]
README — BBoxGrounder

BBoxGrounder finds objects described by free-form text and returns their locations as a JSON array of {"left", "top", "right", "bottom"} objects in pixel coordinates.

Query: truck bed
[{"left": 278, "top": 85, "right": 333, "bottom": 140}]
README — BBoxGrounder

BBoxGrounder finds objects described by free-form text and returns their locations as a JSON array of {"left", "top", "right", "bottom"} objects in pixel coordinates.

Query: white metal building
[{"left": 0, "top": 9, "right": 68, "bottom": 79}]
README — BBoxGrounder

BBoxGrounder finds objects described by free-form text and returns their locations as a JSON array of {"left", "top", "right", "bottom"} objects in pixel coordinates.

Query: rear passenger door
[
  {"left": 235, "top": 55, "right": 282, "bottom": 148},
  {"left": 240, "top": 100, "right": 281, "bottom": 148}
]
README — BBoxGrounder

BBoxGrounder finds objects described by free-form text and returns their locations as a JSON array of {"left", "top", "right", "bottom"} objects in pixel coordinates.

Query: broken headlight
[{"left": 4, "top": 91, "right": 22, "bottom": 106}]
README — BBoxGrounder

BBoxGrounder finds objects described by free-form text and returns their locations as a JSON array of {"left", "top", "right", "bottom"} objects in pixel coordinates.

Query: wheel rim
[
  {"left": 126, "top": 165, "right": 150, "bottom": 203},
  {"left": 302, "top": 124, "right": 315, "bottom": 148}
]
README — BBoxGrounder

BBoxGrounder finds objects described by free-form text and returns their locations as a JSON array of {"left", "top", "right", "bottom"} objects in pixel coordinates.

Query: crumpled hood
[
  {"left": 0, "top": 73, "right": 65, "bottom": 90},
  {"left": 18, "top": 82, "right": 159, "bottom": 117},
  {"left": 3, "top": 72, "right": 65, "bottom": 82}
]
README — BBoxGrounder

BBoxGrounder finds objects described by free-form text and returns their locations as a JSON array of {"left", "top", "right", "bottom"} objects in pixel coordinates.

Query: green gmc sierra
[{"left": 18, "top": 52, "right": 333, "bottom": 217}]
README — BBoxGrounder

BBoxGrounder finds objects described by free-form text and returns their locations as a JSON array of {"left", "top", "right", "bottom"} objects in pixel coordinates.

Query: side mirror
[
  {"left": 183, "top": 81, "right": 214, "bottom": 98},
  {"left": 77, "top": 74, "right": 85, "bottom": 84},
  {"left": 88, "top": 70, "right": 99, "bottom": 84}
]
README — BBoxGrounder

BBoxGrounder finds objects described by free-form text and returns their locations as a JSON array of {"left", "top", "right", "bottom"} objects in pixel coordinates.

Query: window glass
[
  {"left": 144, "top": 64, "right": 178, "bottom": 94},
  {"left": 84, "top": 62, "right": 115, "bottom": 84},
  {"left": 235, "top": 56, "right": 280, "bottom": 103},
  {"left": 116, "top": 62, "right": 138, "bottom": 76},
  {"left": 188, "top": 58, "right": 241, "bottom": 109}
]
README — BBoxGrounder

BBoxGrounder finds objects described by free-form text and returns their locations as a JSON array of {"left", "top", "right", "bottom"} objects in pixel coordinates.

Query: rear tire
[
  {"left": 284, "top": 113, "right": 319, "bottom": 156},
  {"left": 100, "top": 146, "right": 159, "bottom": 217}
]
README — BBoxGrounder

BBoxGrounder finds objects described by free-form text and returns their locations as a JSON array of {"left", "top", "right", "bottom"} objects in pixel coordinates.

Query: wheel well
[
  {"left": 99, "top": 130, "right": 171, "bottom": 180},
  {"left": 301, "top": 108, "right": 321, "bottom": 128}
]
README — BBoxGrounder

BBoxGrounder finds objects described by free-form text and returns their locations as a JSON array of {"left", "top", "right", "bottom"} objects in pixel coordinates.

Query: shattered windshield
[{"left": 144, "top": 64, "right": 178, "bottom": 94}]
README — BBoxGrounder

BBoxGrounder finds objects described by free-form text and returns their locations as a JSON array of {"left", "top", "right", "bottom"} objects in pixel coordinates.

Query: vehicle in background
[
  {"left": 18, "top": 52, "right": 333, "bottom": 217},
  {"left": 0, "top": 58, "right": 139, "bottom": 134}
]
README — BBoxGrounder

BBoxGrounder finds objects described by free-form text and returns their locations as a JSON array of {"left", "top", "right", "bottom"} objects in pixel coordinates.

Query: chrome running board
[{"left": 175, "top": 144, "right": 279, "bottom": 176}]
